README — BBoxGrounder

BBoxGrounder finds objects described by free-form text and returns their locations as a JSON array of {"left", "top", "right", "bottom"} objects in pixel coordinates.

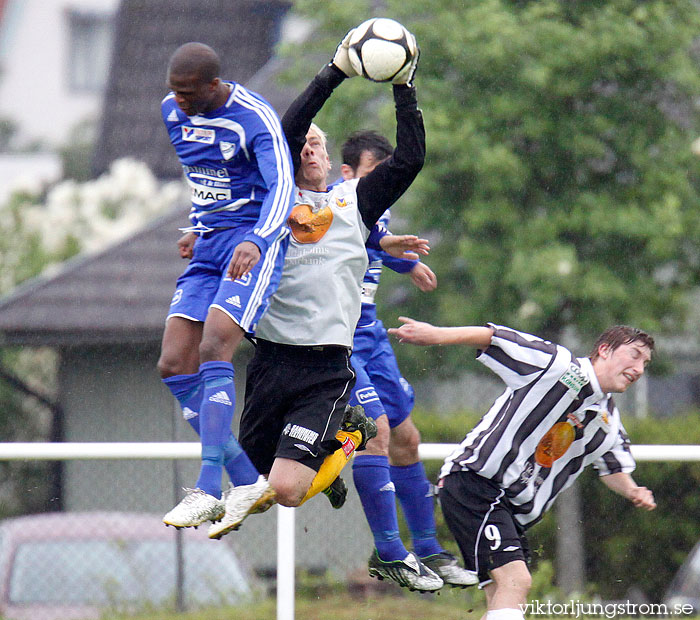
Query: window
[{"left": 66, "top": 9, "right": 115, "bottom": 93}]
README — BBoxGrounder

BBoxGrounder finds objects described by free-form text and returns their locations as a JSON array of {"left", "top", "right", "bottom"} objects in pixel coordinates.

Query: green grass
[{"left": 102, "top": 587, "right": 484, "bottom": 620}]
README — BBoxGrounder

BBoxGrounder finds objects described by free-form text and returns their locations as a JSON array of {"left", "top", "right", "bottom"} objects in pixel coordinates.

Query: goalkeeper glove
[
  {"left": 331, "top": 28, "right": 359, "bottom": 78},
  {"left": 392, "top": 33, "right": 419, "bottom": 87}
]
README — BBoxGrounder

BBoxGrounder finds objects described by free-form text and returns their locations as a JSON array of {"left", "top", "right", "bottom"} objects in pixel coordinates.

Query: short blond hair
[{"left": 307, "top": 122, "right": 328, "bottom": 147}]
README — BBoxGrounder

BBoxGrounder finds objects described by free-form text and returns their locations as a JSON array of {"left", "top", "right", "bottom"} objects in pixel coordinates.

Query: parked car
[
  {"left": 664, "top": 539, "right": 700, "bottom": 613},
  {"left": 0, "top": 511, "right": 253, "bottom": 620}
]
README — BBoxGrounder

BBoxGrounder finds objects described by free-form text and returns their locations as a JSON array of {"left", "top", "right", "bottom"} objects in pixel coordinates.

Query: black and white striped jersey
[{"left": 439, "top": 324, "right": 636, "bottom": 529}]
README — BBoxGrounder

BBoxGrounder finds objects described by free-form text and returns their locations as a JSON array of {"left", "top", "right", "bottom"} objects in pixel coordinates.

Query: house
[
  {"left": 0, "top": 0, "right": 118, "bottom": 200},
  {"left": 0, "top": 0, "right": 118, "bottom": 149}
]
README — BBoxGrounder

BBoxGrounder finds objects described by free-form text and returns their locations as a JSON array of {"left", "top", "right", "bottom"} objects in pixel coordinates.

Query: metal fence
[
  {"left": 0, "top": 442, "right": 376, "bottom": 620},
  {"left": 1, "top": 443, "right": 700, "bottom": 620}
]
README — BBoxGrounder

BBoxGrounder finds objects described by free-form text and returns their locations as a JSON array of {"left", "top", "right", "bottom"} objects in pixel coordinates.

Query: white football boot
[
  {"left": 163, "top": 488, "right": 225, "bottom": 528},
  {"left": 208, "top": 475, "right": 276, "bottom": 540},
  {"left": 368, "top": 549, "right": 444, "bottom": 592},
  {"left": 421, "top": 551, "right": 479, "bottom": 588}
]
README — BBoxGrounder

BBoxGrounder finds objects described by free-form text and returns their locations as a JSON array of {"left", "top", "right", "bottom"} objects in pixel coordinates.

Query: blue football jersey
[
  {"left": 359, "top": 209, "right": 417, "bottom": 328},
  {"left": 161, "top": 81, "right": 294, "bottom": 253}
]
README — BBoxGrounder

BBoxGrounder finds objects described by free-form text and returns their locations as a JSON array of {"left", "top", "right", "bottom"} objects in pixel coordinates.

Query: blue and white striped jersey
[
  {"left": 161, "top": 81, "right": 294, "bottom": 253},
  {"left": 359, "top": 209, "right": 417, "bottom": 328},
  {"left": 440, "top": 324, "right": 636, "bottom": 529}
]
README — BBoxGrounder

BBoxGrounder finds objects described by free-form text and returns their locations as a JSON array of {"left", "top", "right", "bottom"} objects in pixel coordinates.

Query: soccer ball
[{"left": 348, "top": 18, "right": 416, "bottom": 83}]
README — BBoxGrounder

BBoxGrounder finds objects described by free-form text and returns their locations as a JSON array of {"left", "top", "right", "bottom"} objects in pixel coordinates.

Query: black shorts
[
  {"left": 238, "top": 339, "right": 355, "bottom": 474},
  {"left": 438, "top": 470, "right": 530, "bottom": 587}
]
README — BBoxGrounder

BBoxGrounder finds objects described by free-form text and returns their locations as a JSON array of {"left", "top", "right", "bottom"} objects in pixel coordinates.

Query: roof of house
[
  {"left": 0, "top": 0, "right": 300, "bottom": 347},
  {"left": 0, "top": 208, "right": 188, "bottom": 346}
]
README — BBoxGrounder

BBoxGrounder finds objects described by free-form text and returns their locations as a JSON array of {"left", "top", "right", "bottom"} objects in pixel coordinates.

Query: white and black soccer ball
[{"left": 347, "top": 18, "right": 416, "bottom": 83}]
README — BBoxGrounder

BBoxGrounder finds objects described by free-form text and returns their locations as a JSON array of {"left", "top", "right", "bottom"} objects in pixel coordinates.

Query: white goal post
[{"left": 2, "top": 442, "right": 700, "bottom": 620}]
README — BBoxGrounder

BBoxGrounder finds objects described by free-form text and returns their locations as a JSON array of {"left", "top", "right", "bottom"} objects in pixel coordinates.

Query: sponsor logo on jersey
[
  {"left": 170, "top": 288, "right": 183, "bottom": 306},
  {"left": 535, "top": 421, "right": 575, "bottom": 468},
  {"left": 209, "top": 391, "right": 232, "bottom": 406},
  {"left": 558, "top": 363, "right": 589, "bottom": 394},
  {"left": 188, "top": 180, "right": 232, "bottom": 205},
  {"left": 503, "top": 546, "right": 520, "bottom": 552},
  {"left": 361, "top": 282, "right": 378, "bottom": 305},
  {"left": 596, "top": 408, "right": 611, "bottom": 431},
  {"left": 225, "top": 295, "right": 241, "bottom": 308},
  {"left": 183, "top": 165, "right": 229, "bottom": 179},
  {"left": 335, "top": 197, "right": 348, "bottom": 208},
  {"left": 355, "top": 386, "right": 379, "bottom": 405},
  {"left": 288, "top": 203, "right": 333, "bottom": 244},
  {"left": 220, "top": 141, "right": 236, "bottom": 160},
  {"left": 182, "top": 126, "right": 215, "bottom": 144},
  {"left": 167, "top": 109, "right": 179, "bottom": 122},
  {"left": 286, "top": 425, "right": 319, "bottom": 445}
]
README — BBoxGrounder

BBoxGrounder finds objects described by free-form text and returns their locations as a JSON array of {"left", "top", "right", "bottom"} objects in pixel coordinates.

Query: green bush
[
  {"left": 578, "top": 412, "right": 700, "bottom": 600},
  {"left": 412, "top": 408, "right": 700, "bottom": 601}
]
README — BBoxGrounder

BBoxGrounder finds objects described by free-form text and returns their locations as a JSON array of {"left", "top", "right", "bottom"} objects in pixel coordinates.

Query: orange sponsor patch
[
  {"left": 288, "top": 203, "right": 333, "bottom": 244},
  {"left": 534, "top": 421, "right": 575, "bottom": 468}
]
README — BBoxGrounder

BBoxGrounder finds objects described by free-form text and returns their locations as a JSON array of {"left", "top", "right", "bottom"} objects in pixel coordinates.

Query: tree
[
  {"left": 285, "top": 2, "right": 700, "bottom": 595},
  {"left": 285, "top": 0, "right": 700, "bottom": 376}
]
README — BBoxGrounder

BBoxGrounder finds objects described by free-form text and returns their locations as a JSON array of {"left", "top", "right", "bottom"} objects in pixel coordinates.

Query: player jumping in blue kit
[
  {"left": 157, "top": 42, "right": 295, "bottom": 528},
  {"left": 338, "top": 130, "right": 478, "bottom": 590}
]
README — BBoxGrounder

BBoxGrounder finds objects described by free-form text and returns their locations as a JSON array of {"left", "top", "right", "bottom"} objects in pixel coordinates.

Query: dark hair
[
  {"left": 589, "top": 325, "right": 655, "bottom": 361},
  {"left": 341, "top": 130, "right": 393, "bottom": 172},
  {"left": 168, "top": 42, "right": 220, "bottom": 83}
]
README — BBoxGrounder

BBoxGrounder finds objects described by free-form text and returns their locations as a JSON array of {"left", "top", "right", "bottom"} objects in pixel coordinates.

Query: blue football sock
[
  {"left": 353, "top": 454, "right": 407, "bottom": 561},
  {"left": 222, "top": 447, "right": 260, "bottom": 487},
  {"left": 162, "top": 372, "right": 202, "bottom": 424},
  {"left": 391, "top": 462, "right": 443, "bottom": 558},
  {"left": 162, "top": 373, "right": 258, "bottom": 487},
  {"left": 195, "top": 361, "right": 250, "bottom": 497}
]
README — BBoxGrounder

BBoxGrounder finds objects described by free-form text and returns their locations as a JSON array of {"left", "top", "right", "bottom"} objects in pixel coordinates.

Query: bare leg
[
  {"left": 268, "top": 458, "right": 318, "bottom": 507},
  {"left": 484, "top": 560, "right": 531, "bottom": 610},
  {"left": 199, "top": 306, "right": 247, "bottom": 363}
]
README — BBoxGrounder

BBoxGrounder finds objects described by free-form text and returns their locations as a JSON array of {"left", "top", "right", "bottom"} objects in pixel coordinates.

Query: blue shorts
[
  {"left": 166, "top": 227, "right": 288, "bottom": 334},
  {"left": 349, "top": 319, "right": 414, "bottom": 427}
]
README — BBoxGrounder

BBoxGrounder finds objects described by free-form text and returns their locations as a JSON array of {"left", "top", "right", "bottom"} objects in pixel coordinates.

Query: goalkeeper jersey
[
  {"left": 256, "top": 64, "right": 425, "bottom": 348},
  {"left": 256, "top": 179, "right": 370, "bottom": 347}
]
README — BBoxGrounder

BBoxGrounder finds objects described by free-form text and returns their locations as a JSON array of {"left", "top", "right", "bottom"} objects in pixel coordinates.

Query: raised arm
[
  {"left": 282, "top": 29, "right": 361, "bottom": 174},
  {"left": 282, "top": 65, "right": 347, "bottom": 175},
  {"left": 356, "top": 83, "right": 425, "bottom": 229},
  {"left": 388, "top": 317, "right": 494, "bottom": 348}
]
